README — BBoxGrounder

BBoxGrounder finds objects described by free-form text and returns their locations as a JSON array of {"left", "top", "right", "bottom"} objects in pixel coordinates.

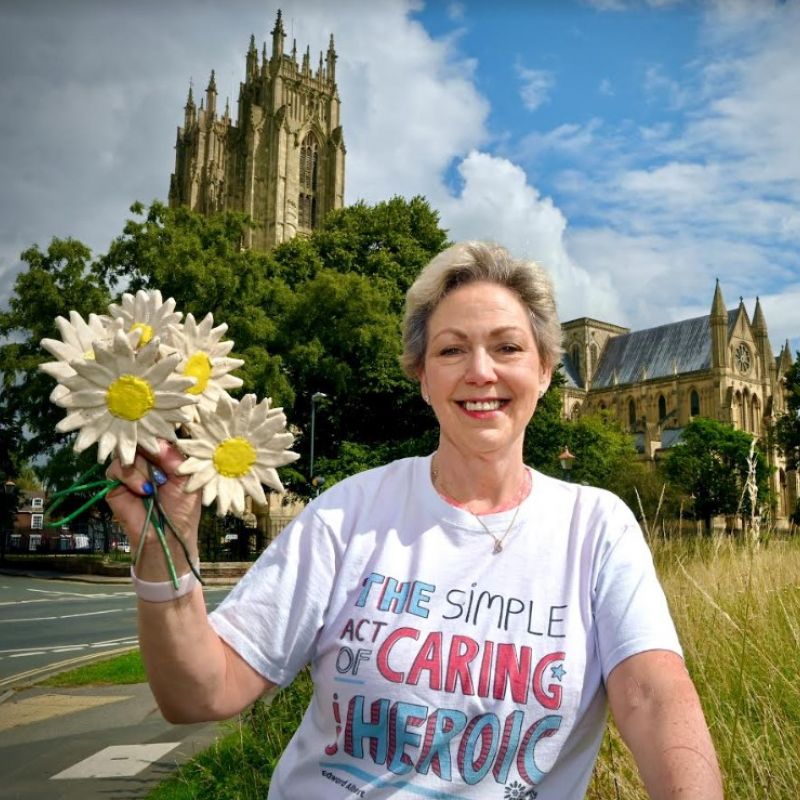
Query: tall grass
[{"left": 589, "top": 533, "right": 800, "bottom": 799}]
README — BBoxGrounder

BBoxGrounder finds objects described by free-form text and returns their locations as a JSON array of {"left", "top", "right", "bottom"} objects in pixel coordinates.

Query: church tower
[{"left": 168, "top": 11, "right": 346, "bottom": 250}]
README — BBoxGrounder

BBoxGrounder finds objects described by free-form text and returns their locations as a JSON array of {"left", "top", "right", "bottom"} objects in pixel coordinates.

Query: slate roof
[
  {"left": 560, "top": 353, "right": 582, "bottom": 388},
  {"left": 590, "top": 309, "right": 738, "bottom": 389}
]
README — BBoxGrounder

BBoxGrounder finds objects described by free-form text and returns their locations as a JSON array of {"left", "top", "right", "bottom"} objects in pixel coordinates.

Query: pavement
[{"left": 0, "top": 566, "right": 241, "bottom": 799}]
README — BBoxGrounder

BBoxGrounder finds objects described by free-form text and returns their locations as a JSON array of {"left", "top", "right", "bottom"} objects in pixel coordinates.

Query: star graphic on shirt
[{"left": 550, "top": 663, "right": 566, "bottom": 681}]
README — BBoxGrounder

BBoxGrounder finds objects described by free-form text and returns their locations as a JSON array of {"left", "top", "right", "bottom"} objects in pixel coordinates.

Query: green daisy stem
[
  {"left": 45, "top": 480, "right": 121, "bottom": 527},
  {"left": 151, "top": 513, "right": 180, "bottom": 590},
  {"left": 147, "top": 465, "right": 205, "bottom": 586},
  {"left": 44, "top": 463, "right": 106, "bottom": 520},
  {"left": 133, "top": 497, "right": 155, "bottom": 569}
]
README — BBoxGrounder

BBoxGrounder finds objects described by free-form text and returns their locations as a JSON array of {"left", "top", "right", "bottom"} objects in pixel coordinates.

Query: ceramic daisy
[
  {"left": 39, "top": 311, "right": 122, "bottom": 402},
  {"left": 176, "top": 392, "right": 299, "bottom": 516},
  {"left": 53, "top": 329, "right": 199, "bottom": 465},
  {"left": 108, "top": 289, "right": 182, "bottom": 350},
  {"left": 167, "top": 312, "right": 245, "bottom": 418}
]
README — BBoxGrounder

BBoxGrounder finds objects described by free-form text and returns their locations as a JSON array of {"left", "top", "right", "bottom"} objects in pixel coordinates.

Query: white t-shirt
[{"left": 210, "top": 455, "right": 681, "bottom": 799}]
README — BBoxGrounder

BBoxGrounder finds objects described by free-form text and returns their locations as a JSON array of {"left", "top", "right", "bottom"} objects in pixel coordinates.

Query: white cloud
[
  {"left": 516, "top": 66, "right": 555, "bottom": 112},
  {"left": 598, "top": 78, "right": 614, "bottom": 96},
  {"left": 447, "top": 2, "right": 466, "bottom": 21},
  {"left": 438, "top": 151, "right": 622, "bottom": 324}
]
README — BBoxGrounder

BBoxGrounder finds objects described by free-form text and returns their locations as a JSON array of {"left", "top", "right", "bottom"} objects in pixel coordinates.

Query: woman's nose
[{"left": 465, "top": 349, "right": 496, "bottom": 384}]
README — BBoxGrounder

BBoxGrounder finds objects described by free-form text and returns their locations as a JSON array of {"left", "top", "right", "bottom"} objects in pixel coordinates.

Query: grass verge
[{"left": 39, "top": 648, "right": 146, "bottom": 687}]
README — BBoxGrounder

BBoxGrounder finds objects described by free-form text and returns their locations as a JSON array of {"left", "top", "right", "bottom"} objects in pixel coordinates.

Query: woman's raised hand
[{"left": 105, "top": 439, "right": 202, "bottom": 579}]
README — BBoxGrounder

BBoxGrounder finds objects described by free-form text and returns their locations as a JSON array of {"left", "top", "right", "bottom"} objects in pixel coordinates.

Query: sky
[{"left": 1, "top": 0, "right": 798, "bottom": 353}]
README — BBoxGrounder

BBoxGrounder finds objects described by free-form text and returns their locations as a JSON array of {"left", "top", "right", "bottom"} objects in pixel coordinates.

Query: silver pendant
[{"left": 493, "top": 540, "right": 503, "bottom": 554}]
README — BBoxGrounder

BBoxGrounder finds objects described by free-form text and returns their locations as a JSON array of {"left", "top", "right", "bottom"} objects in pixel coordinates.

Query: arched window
[
  {"left": 298, "top": 132, "right": 319, "bottom": 230},
  {"left": 690, "top": 389, "right": 700, "bottom": 417},
  {"left": 628, "top": 398, "right": 636, "bottom": 428},
  {"left": 751, "top": 395, "right": 760, "bottom": 435},
  {"left": 570, "top": 344, "right": 581, "bottom": 377},
  {"left": 658, "top": 395, "right": 667, "bottom": 421},
  {"left": 734, "top": 390, "right": 743, "bottom": 429},
  {"left": 570, "top": 402, "right": 582, "bottom": 420}
]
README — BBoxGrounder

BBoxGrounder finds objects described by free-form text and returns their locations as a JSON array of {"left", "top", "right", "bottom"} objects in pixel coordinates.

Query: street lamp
[
  {"left": 309, "top": 391, "right": 328, "bottom": 482},
  {"left": 558, "top": 446, "right": 576, "bottom": 482}
]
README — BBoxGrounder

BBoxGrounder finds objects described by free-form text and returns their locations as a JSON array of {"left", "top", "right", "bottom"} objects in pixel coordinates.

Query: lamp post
[
  {"left": 309, "top": 391, "right": 327, "bottom": 484},
  {"left": 558, "top": 446, "right": 576, "bottom": 482}
]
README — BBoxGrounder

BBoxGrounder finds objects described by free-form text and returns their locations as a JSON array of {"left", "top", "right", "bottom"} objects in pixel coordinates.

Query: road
[
  {"left": 0, "top": 573, "right": 231, "bottom": 688},
  {"left": 0, "top": 572, "right": 236, "bottom": 799}
]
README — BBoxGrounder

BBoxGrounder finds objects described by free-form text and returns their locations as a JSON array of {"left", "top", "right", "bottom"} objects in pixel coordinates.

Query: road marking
[
  {"left": 0, "top": 693, "right": 130, "bottom": 733},
  {"left": 52, "top": 743, "right": 181, "bottom": 779},
  {"left": 0, "top": 607, "right": 127, "bottom": 624}
]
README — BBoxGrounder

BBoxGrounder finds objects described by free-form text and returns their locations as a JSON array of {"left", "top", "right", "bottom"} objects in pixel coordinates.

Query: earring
[
  {"left": 423, "top": 394, "right": 430, "bottom": 405},
  {"left": 538, "top": 389, "right": 545, "bottom": 399}
]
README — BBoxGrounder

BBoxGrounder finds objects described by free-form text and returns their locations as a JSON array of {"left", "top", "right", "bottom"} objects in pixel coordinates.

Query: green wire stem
[{"left": 43, "top": 460, "right": 204, "bottom": 590}]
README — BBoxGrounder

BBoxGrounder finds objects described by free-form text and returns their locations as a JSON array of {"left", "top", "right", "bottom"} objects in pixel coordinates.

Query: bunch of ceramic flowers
[{"left": 39, "top": 290, "right": 299, "bottom": 517}]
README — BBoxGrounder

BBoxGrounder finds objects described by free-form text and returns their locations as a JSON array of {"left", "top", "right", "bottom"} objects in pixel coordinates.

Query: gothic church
[
  {"left": 561, "top": 282, "right": 797, "bottom": 523},
  {"left": 169, "top": 11, "right": 346, "bottom": 250}
]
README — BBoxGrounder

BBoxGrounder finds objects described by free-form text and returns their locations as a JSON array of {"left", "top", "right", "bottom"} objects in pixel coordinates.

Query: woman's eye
[
  {"left": 499, "top": 343, "right": 522, "bottom": 353},
  {"left": 439, "top": 346, "right": 462, "bottom": 356}
]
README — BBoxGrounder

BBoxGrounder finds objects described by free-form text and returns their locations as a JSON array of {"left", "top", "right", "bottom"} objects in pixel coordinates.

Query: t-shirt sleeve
[
  {"left": 592, "top": 500, "right": 682, "bottom": 681},
  {"left": 208, "top": 504, "right": 338, "bottom": 687}
]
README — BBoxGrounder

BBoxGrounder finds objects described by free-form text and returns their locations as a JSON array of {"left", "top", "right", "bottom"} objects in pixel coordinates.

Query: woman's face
[{"left": 418, "top": 281, "right": 551, "bottom": 460}]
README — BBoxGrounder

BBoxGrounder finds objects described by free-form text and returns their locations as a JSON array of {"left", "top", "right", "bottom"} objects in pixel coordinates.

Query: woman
[{"left": 107, "top": 242, "right": 722, "bottom": 798}]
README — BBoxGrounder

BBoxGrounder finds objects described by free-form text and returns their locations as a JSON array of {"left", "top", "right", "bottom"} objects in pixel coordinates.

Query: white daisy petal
[
  {"left": 40, "top": 361, "right": 76, "bottom": 381},
  {"left": 240, "top": 471, "right": 267, "bottom": 506},
  {"left": 185, "top": 463, "right": 219, "bottom": 494},
  {"left": 176, "top": 439, "right": 215, "bottom": 459},
  {"left": 56, "top": 389, "right": 107, "bottom": 408},
  {"left": 204, "top": 479, "right": 222, "bottom": 511}
]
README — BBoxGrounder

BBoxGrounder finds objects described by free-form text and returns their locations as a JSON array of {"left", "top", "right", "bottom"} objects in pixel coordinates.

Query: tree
[
  {"left": 776, "top": 350, "right": 800, "bottom": 469},
  {"left": 0, "top": 238, "right": 111, "bottom": 462},
  {"left": 662, "top": 417, "right": 770, "bottom": 533}
]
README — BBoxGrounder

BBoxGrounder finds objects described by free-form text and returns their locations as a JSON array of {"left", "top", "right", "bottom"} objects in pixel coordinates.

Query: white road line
[
  {"left": 0, "top": 608, "right": 126, "bottom": 624},
  {"left": 0, "top": 638, "right": 137, "bottom": 657},
  {"left": 52, "top": 743, "right": 182, "bottom": 779}
]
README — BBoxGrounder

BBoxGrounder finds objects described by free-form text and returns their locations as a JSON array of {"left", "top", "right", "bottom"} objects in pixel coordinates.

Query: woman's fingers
[{"left": 106, "top": 452, "right": 154, "bottom": 497}]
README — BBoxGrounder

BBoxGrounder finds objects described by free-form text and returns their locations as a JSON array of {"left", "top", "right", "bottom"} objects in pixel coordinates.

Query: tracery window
[
  {"left": 690, "top": 389, "right": 700, "bottom": 417},
  {"left": 658, "top": 394, "right": 667, "bottom": 421},
  {"left": 570, "top": 344, "right": 581, "bottom": 377},
  {"left": 298, "top": 132, "right": 319, "bottom": 230},
  {"left": 628, "top": 398, "right": 636, "bottom": 428}
]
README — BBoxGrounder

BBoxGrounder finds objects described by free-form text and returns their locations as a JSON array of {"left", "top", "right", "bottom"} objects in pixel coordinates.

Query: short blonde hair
[{"left": 401, "top": 241, "right": 562, "bottom": 379}]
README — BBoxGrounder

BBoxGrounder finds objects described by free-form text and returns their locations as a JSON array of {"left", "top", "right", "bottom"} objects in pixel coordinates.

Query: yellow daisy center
[
  {"left": 213, "top": 437, "right": 256, "bottom": 478},
  {"left": 106, "top": 375, "right": 155, "bottom": 420},
  {"left": 131, "top": 322, "right": 154, "bottom": 346},
  {"left": 183, "top": 351, "right": 212, "bottom": 395}
]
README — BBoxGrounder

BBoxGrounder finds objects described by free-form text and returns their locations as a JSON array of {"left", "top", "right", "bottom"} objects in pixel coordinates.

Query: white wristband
[{"left": 130, "top": 563, "right": 200, "bottom": 603}]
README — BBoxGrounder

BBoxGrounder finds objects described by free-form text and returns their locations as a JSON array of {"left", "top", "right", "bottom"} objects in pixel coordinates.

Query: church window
[
  {"left": 734, "top": 343, "right": 752, "bottom": 375},
  {"left": 628, "top": 398, "right": 636, "bottom": 428},
  {"left": 690, "top": 389, "right": 700, "bottom": 417},
  {"left": 570, "top": 344, "right": 581, "bottom": 376},
  {"left": 658, "top": 395, "right": 667, "bottom": 421},
  {"left": 589, "top": 343, "right": 599, "bottom": 375},
  {"left": 298, "top": 132, "right": 320, "bottom": 230}
]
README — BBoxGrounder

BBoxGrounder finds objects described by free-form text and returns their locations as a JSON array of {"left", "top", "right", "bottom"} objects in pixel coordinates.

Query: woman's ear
[{"left": 418, "top": 369, "right": 430, "bottom": 405}]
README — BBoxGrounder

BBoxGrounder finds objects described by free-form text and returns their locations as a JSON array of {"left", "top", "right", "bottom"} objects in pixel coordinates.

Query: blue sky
[{"left": 1, "top": 0, "right": 798, "bottom": 352}]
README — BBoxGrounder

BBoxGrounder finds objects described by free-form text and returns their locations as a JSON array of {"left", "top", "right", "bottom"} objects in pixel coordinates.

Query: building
[
  {"left": 561, "top": 281, "right": 798, "bottom": 522},
  {"left": 169, "top": 10, "right": 346, "bottom": 251}
]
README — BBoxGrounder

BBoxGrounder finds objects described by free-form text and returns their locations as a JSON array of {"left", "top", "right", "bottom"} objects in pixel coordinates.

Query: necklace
[{"left": 430, "top": 455, "right": 530, "bottom": 554}]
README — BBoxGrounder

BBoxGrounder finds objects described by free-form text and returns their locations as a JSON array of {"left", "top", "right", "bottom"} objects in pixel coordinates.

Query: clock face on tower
[{"left": 734, "top": 343, "right": 752, "bottom": 375}]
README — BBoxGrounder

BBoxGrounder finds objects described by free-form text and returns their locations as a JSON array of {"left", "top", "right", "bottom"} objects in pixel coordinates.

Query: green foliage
[
  {"left": 146, "top": 670, "right": 314, "bottom": 800},
  {"left": 775, "top": 350, "right": 800, "bottom": 469},
  {"left": 0, "top": 238, "right": 111, "bottom": 461},
  {"left": 0, "top": 197, "right": 450, "bottom": 503},
  {"left": 524, "top": 368, "right": 568, "bottom": 473},
  {"left": 662, "top": 417, "right": 770, "bottom": 532},
  {"left": 41, "top": 649, "right": 146, "bottom": 686}
]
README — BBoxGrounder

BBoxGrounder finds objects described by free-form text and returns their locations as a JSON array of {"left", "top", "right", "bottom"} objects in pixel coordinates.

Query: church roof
[
  {"left": 560, "top": 353, "right": 582, "bottom": 388},
  {"left": 590, "top": 310, "right": 738, "bottom": 389}
]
